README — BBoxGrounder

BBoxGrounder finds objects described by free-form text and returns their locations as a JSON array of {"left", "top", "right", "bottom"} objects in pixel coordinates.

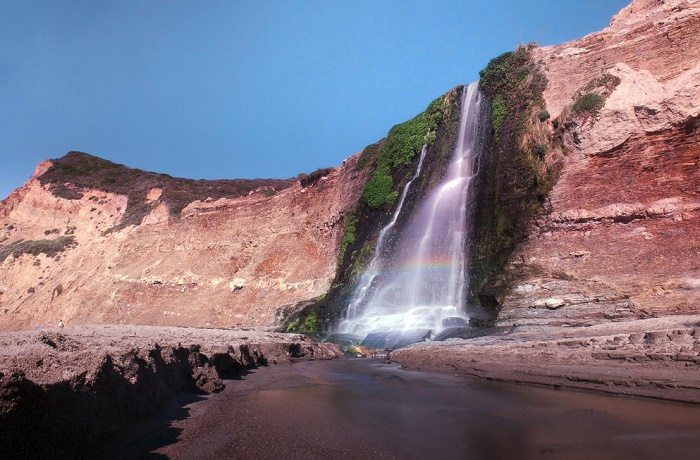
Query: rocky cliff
[
  {"left": 1, "top": 0, "right": 697, "bottom": 338},
  {"left": 392, "top": 0, "right": 699, "bottom": 399},
  {"left": 495, "top": 0, "right": 700, "bottom": 327},
  {"left": 0, "top": 153, "right": 367, "bottom": 330}
]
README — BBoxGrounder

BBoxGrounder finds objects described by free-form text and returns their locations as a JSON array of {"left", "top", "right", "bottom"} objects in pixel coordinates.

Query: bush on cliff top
[
  {"left": 40, "top": 152, "right": 296, "bottom": 232},
  {"left": 0, "top": 236, "right": 77, "bottom": 262},
  {"left": 361, "top": 97, "right": 443, "bottom": 209}
]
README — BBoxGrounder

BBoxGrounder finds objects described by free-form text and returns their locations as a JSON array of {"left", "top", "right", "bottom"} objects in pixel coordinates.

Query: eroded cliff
[
  {"left": 1, "top": 0, "right": 697, "bottom": 341},
  {"left": 0, "top": 153, "right": 367, "bottom": 330},
  {"left": 392, "top": 0, "right": 699, "bottom": 398},
  {"left": 495, "top": 0, "right": 700, "bottom": 328}
]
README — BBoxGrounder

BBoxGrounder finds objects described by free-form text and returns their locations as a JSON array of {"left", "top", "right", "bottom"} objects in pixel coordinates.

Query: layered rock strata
[
  {"left": 392, "top": 0, "right": 699, "bottom": 397},
  {"left": 391, "top": 316, "right": 700, "bottom": 403},
  {"left": 0, "top": 153, "right": 367, "bottom": 331}
]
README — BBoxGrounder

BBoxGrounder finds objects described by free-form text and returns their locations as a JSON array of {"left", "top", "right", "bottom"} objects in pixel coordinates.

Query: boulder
[
  {"left": 323, "top": 332, "right": 363, "bottom": 348},
  {"left": 442, "top": 317, "right": 469, "bottom": 328},
  {"left": 361, "top": 329, "right": 431, "bottom": 349},
  {"left": 229, "top": 278, "right": 246, "bottom": 291},
  {"left": 533, "top": 298, "right": 566, "bottom": 310}
]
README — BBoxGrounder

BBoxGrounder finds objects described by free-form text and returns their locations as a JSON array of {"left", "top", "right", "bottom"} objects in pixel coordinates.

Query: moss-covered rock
[
  {"left": 361, "top": 97, "right": 444, "bottom": 210},
  {"left": 468, "top": 44, "right": 561, "bottom": 319}
]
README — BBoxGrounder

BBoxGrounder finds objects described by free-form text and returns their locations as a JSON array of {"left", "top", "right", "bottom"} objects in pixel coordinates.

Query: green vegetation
[
  {"left": 361, "top": 166, "right": 397, "bottom": 210},
  {"left": 337, "top": 214, "right": 358, "bottom": 265},
  {"left": 583, "top": 73, "right": 621, "bottom": 92},
  {"left": 350, "top": 240, "right": 374, "bottom": 278},
  {"left": 0, "top": 236, "right": 77, "bottom": 262},
  {"left": 572, "top": 93, "right": 604, "bottom": 115},
  {"left": 479, "top": 51, "right": 515, "bottom": 95},
  {"left": 285, "top": 310, "right": 318, "bottom": 333},
  {"left": 471, "top": 45, "right": 556, "bottom": 307},
  {"left": 491, "top": 95, "right": 507, "bottom": 133},
  {"left": 361, "top": 97, "right": 444, "bottom": 209},
  {"left": 382, "top": 97, "right": 443, "bottom": 168},
  {"left": 568, "top": 73, "right": 620, "bottom": 121}
]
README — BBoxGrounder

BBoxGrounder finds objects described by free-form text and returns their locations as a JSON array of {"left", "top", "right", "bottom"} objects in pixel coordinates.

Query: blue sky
[{"left": 0, "top": 0, "right": 628, "bottom": 199}]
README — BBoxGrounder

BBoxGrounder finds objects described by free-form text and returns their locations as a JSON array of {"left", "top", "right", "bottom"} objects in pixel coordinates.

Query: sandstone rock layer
[{"left": 0, "top": 154, "right": 367, "bottom": 330}]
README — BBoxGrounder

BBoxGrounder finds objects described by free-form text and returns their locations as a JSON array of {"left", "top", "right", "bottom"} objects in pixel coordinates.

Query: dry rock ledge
[
  {"left": 0, "top": 325, "right": 342, "bottom": 456},
  {"left": 390, "top": 316, "right": 700, "bottom": 404}
]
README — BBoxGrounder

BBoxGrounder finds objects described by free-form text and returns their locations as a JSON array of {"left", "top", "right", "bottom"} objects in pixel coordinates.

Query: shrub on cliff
[
  {"left": 0, "top": 236, "right": 77, "bottom": 262},
  {"left": 572, "top": 93, "right": 604, "bottom": 115},
  {"left": 285, "top": 310, "right": 319, "bottom": 333},
  {"left": 337, "top": 214, "right": 358, "bottom": 265},
  {"left": 361, "top": 164, "right": 397, "bottom": 210},
  {"left": 479, "top": 51, "right": 515, "bottom": 95},
  {"left": 491, "top": 95, "right": 507, "bottom": 133},
  {"left": 361, "top": 97, "right": 443, "bottom": 209}
]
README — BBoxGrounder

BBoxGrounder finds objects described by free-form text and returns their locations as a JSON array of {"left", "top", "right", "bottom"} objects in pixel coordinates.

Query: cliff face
[
  {"left": 0, "top": 153, "right": 367, "bottom": 330},
  {"left": 535, "top": 0, "right": 700, "bottom": 119},
  {"left": 1, "top": 0, "right": 697, "bottom": 334},
  {"left": 496, "top": 0, "right": 700, "bottom": 327}
]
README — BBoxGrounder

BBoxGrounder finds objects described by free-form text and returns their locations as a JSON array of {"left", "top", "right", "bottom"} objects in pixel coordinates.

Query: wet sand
[{"left": 109, "top": 359, "right": 700, "bottom": 459}]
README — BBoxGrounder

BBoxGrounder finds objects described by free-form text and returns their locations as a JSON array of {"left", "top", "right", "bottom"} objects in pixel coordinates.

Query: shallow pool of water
[{"left": 112, "top": 359, "right": 700, "bottom": 459}]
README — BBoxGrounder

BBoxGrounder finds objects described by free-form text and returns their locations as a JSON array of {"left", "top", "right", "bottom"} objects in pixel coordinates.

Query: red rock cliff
[
  {"left": 0, "top": 153, "right": 367, "bottom": 330},
  {"left": 498, "top": 0, "right": 699, "bottom": 327}
]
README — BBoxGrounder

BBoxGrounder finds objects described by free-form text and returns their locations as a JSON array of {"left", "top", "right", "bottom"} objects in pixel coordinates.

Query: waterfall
[
  {"left": 339, "top": 82, "right": 485, "bottom": 337},
  {"left": 343, "top": 144, "right": 428, "bottom": 324}
]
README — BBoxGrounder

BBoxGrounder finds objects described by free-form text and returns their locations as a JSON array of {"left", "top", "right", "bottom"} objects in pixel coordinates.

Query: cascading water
[{"left": 339, "top": 82, "right": 485, "bottom": 338}]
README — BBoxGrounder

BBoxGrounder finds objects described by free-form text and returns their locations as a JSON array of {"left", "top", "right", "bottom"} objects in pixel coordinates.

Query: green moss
[
  {"left": 337, "top": 214, "right": 358, "bottom": 265},
  {"left": 285, "top": 310, "right": 318, "bottom": 333},
  {"left": 350, "top": 240, "right": 374, "bottom": 278},
  {"left": 361, "top": 164, "right": 394, "bottom": 210},
  {"left": 361, "top": 97, "right": 444, "bottom": 209},
  {"left": 491, "top": 95, "right": 507, "bottom": 133},
  {"left": 479, "top": 51, "right": 514, "bottom": 94},
  {"left": 572, "top": 93, "right": 604, "bottom": 115},
  {"left": 470, "top": 45, "right": 555, "bottom": 306}
]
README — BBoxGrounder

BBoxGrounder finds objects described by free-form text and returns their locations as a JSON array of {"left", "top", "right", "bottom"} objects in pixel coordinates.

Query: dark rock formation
[{"left": 0, "top": 326, "right": 342, "bottom": 458}]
